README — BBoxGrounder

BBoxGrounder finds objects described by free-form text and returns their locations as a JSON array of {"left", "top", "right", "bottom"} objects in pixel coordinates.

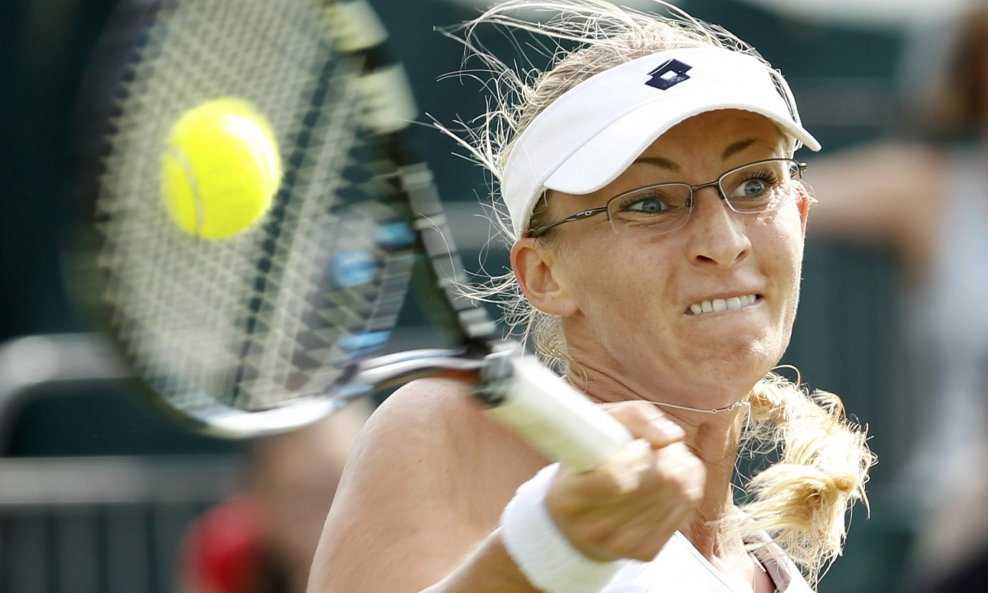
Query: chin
[{"left": 706, "top": 333, "right": 785, "bottom": 383}]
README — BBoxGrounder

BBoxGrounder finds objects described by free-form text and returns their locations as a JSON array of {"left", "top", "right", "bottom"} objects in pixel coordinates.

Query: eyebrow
[
  {"left": 634, "top": 138, "right": 760, "bottom": 171},
  {"left": 634, "top": 155, "right": 680, "bottom": 171},
  {"left": 721, "top": 138, "right": 758, "bottom": 160}
]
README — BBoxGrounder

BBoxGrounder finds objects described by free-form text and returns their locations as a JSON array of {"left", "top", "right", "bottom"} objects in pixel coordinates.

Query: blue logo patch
[{"left": 646, "top": 59, "right": 692, "bottom": 90}]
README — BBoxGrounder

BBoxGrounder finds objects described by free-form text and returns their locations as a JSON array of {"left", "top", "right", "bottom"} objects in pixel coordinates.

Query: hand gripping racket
[{"left": 71, "top": 0, "right": 631, "bottom": 471}]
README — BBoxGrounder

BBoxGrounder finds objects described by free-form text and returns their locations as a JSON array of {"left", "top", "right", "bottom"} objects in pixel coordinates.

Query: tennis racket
[{"left": 69, "top": 0, "right": 630, "bottom": 471}]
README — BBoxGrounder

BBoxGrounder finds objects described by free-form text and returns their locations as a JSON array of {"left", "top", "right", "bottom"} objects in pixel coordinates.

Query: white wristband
[{"left": 500, "top": 464, "right": 626, "bottom": 593}]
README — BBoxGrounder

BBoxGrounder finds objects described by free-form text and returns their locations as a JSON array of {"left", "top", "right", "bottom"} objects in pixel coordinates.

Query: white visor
[{"left": 502, "top": 46, "right": 821, "bottom": 236}]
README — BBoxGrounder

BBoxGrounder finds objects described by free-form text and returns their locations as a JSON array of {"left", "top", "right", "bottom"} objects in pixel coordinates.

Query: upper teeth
[{"left": 689, "top": 294, "right": 757, "bottom": 315}]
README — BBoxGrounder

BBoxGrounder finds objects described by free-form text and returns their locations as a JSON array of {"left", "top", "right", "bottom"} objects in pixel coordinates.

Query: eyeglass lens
[{"left": 605, "top": 159, "right": 799, "bottom": 234}]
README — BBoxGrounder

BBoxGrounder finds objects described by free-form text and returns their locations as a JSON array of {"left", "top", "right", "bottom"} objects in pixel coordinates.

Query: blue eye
[
  {"left": 737, "top": 178, "right": 768, "bottom": 197},
  {"left": 626, "top": 195, "right": 669, "bottom": 213},
  {"left": 616, "top": 190, "right": 682, "bottom": 214},
  {"left": 724, "top": 165, "right": 785, "bottom": 203},
  {"left": 608, "top": 186, "right": 691, "bottom": 227}
]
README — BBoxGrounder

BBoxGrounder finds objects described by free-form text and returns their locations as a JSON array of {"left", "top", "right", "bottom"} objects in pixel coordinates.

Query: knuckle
[
  {"left": 579, "top": 516, "right": 616, "bottom": 544},
  {"left": 603, "top": 404, "right": 686, "bottom": 445},
  {"left": 651, "top": 447, "right": 705, "bottom": 505},
  {"left": 566, "top": 516, "right": 623, "bottom": 558},
  {"left": 683, "top": 480, "right": 704, "bottom": 505},
  {"left": 603, "top": 401, "right": 654, "bottom": 424},
  {"left": 546, "top": 479, "right": 588, "bottom": 519},
  {"left": 668, "top": 473, "right": 702, "bottom": 506}
]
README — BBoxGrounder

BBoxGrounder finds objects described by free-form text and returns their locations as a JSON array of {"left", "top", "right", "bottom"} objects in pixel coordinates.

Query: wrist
[{"left": 499, "top": 464, "right": 627, "bottom": 593}]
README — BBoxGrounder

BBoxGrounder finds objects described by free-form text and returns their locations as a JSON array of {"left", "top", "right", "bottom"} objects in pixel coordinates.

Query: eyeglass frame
[{"left": 524, "top": 157, "right": 807, "bottom": 239}]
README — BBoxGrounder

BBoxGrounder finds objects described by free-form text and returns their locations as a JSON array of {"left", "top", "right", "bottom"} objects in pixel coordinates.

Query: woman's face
[{"left": 516, "top": 109, "right": 810, "bottom": 404}]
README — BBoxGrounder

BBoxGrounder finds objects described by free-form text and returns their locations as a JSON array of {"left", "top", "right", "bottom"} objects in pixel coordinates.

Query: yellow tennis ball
[{"left": 161, "top": 98, "right": 282, "bottom": 239}]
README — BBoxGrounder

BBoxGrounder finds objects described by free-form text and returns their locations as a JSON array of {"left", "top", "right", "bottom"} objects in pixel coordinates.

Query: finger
[
  {"left": 604, "top": 438, "right": 652, "bottom": 494},
  {"left": 603, "top": 401, "right": 685, "bottom": 448},
  {"left": 554, "top": 438, "right": 653, "bottom": 502},
  {"left": 652, "top": 442, "right": 706, "bottom": 504}
]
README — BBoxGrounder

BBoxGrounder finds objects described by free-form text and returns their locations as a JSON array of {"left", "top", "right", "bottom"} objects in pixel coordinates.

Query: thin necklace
[
  {"left": 560, "top": 373, "right": 752, "bottom": 416},
  {"left": 650, "top": 399, "right": 751, "bottom": 415}
]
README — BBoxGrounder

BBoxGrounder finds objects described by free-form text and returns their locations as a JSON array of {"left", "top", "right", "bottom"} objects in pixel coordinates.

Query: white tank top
[
  {"left": 515, "top": 464, "right": 814, "bottom": 592},
  {"left": 603, "top": 530, "right": 813, "bottom": 593}
]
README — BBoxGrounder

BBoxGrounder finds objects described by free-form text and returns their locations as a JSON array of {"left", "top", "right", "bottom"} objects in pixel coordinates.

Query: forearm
[
  {"left": 424, "top": 531, "right": 541, "bottom": 593},
  {"left": 433, "top": 463, "right": 634, "bottom": 593},
  {"left": 308, "top": 532, "right": 540, "bottom": 593},
  {"left": 310, "top": 469, "right": 625, "bottom": 593}
]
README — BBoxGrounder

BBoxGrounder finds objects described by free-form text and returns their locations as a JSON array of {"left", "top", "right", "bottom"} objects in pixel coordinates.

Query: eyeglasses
[{"left": 525, "top": 158, "right": 806, "bottom": 238}]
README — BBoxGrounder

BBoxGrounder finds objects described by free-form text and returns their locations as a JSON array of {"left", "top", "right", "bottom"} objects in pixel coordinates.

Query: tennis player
[{"left": 308, "top": 2, "right": 872, "bottom": 592}]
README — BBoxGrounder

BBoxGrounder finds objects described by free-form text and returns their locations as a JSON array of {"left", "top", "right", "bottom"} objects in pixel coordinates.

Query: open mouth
[{"left": 687, "top": 294, "right": 760, "bottom": 316}]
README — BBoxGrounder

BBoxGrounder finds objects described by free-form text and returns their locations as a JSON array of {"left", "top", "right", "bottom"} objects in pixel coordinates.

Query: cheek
[
  {"left": 567, "top": 238, "right": 656, "bottom": 298},
  {"left": 762, "top": 205, "right": 806, "bottom": 319},
  {"left": 564, "top": 240, "right": 677, "bottom": 344}
]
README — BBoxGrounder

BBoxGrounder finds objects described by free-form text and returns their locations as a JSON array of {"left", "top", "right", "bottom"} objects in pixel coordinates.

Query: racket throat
[{"left": 346, "top": 348, "right": 488, "bottom": 390}]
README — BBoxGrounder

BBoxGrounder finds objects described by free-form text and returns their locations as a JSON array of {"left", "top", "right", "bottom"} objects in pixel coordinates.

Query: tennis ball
[{"left": 161, "top": 98, "right": 282, "bottom": 239}]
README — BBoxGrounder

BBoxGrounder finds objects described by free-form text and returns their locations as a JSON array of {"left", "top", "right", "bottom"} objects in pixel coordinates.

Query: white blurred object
[{"left": 733, "top": 0, "right": 971, "bottom": 28}]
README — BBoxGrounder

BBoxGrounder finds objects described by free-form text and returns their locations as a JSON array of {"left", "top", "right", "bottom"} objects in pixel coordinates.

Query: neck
[
  {"left": 566, "top": 362, "right": 753, "bottom": 558},
  {"left": 652, "top": 398, "right": 751, "bottom": 415},
  {"left": 677, "top": 415, "right": 746, "bottom": 555}
]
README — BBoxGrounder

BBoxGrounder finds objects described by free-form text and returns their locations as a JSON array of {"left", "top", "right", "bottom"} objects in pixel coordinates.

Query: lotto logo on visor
[
  {"left": 501, "top": 47, "right": 822, "bottom": 237},
  {"left": 646, "top": 59, "right": 692, "bottom": 90}
]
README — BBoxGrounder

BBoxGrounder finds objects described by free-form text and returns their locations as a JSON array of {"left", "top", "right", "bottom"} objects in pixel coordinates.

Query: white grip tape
[
  {"left": 500, "top": 464, "right": 626, "bottom": 593},
  {"left": 484, "top": 356, "right": 631, "bottom": 471}
]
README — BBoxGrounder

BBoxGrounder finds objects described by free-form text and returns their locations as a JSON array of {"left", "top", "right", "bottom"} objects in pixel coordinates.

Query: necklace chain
[
  {"left": 650, "top": 399, "right": 751, "bottom": 415},
  {"left": 560, "top": 374, "right": 751, "bottom": 416}
]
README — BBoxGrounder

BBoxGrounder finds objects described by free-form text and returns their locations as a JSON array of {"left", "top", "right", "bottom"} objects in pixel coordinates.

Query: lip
[{"left": 685, "top": 293, "right": 763, "bottom": 316}]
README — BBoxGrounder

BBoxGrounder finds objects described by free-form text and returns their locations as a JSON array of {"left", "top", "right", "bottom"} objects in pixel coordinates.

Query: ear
[
  {"left": 510, "top": 239, "right": 578, "bottom": 317},
  {"left": 796, "top": 185, "right": 813, "bottom": 236}
]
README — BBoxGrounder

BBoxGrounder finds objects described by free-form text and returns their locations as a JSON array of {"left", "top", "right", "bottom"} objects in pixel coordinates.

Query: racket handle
[{"left": 481, "top": 355, "right": 632, "bottom": 472}]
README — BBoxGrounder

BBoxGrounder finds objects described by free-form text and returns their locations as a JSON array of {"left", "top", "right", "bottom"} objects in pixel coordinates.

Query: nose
[{"left": 685, "top": 186, "right": 751, "bottom": 267}]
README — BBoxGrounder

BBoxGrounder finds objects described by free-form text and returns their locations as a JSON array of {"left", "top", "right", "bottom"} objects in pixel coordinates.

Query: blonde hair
[
  {"left": 442, "top": 0, "right": 764, "bottom": 356},
  {"left": 440, "top": 0, "right": 873, "bottom": 584},
  {"left": 742, "top": 373, "right": 873, "bottom": 584}
]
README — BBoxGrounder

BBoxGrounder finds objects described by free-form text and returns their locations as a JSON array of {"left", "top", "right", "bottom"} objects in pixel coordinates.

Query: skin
[
  {"left": 307, "top": 109, "right": 810, "bottom": 593},
  {"left": 518, "top": 110, "right": 808, "bottom": 410}
]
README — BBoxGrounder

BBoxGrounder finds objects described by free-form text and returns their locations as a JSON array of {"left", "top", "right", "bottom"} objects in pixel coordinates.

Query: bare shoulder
[
  {"left": 356, "top": 378, "right": 547, "bottom": 485},
  {"left": 310, "top": 378, "right": 548, "bottom": 593}
]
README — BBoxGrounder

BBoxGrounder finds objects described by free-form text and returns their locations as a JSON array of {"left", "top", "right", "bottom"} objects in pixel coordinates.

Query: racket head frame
[{"left": 68, "top": 0, "right": 500, "bottom": 437}]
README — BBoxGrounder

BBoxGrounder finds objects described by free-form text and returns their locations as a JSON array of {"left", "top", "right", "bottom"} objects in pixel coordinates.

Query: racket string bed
[
  {"left": 239, "top": 58, "right": 364, "bottom": 408},
  {"left": 79, "top": 0, "right": 632, "bottom": 468},
  {"left": 92, "top": 0, "right": 410, "bottom": 419}
]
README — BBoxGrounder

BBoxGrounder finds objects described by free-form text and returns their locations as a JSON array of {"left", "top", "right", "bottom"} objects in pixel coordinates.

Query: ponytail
[{"left": 738, "top": 373, "right": 875, "bottom": 585}]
